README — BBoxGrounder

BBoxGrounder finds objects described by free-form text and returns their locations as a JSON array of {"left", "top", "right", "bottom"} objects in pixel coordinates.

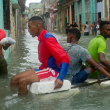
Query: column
[
  {"left": 81, "top": 0, "right": 85, "bottom": 24},
  {"left": 90, "top": 0, "right": 96, "bottom": 24},
  {"left": 0, "top": 0, "right": 4, "bottom": 29},
  {"left": 70, "top": 4, "right": 72, "bottom": 24}
]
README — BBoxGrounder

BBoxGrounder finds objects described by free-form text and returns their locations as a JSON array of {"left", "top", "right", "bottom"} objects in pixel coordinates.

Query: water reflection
[{"left": 0, "top": 30, "right": 110, "bottom": 110}]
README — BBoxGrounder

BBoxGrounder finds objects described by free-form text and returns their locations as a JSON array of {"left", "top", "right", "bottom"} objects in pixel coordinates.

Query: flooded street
[{"left": 0, "top": 30, "right": 110, "bottom": 110}]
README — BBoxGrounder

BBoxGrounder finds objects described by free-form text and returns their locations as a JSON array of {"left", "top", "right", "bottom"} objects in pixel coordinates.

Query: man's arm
[
  {"left": 2, "top": 44, "right": 11, "bottom": 50},
  {"left": 98, "top": 53, "right": 110, "bottom": 71},
  {"left": 86, "top": 58, "right": 110, "bottom": 78},
  {"left": 0, "top": 44, "right": 3, "bottom": 57},
  {"left": 84, "top": 25, "right": 86, "bottom": 29}
]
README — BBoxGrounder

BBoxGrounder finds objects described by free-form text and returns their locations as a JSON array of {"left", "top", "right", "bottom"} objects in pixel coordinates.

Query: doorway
[
  {"left": 79, "top": 14, "right": 82, "bottom": 31},
  {"left": 98, "top": 12, "right": 101, "bottom": 21}
]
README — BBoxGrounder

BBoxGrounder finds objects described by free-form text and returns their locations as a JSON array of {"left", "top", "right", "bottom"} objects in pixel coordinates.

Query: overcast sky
[{"left": 25, "top": 0, "right": 41, "bottom": 7}]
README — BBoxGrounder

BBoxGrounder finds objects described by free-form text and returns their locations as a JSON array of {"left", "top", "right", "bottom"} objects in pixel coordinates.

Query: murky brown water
[{"left": 0, "top": 30, "right": 110, "bottom": 110}]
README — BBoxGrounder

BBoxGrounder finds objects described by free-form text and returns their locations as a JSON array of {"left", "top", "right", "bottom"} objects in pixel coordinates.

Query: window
[
  {"left": 3, "top": 0, "right": 10, "bottom": 30},
  {"left": 97, "top": 0, "right": 103, "bottom": 3}
]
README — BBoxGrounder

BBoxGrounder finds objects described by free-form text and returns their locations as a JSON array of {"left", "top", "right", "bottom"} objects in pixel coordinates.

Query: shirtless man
[{"left": 0, "top": 29, "right": 15, "bottom": 75}]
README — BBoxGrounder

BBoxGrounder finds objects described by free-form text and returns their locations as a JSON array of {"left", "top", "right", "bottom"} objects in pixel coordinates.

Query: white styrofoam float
[
  {"left": 27, "top": 80, "right": 71, "bottom": 94},
  {"left": 27, "top": 78, "right": 110, "bottom": 95}
]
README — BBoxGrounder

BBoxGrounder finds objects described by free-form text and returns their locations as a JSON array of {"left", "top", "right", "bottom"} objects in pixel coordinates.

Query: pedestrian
[
  {"left": 61, "top": 28, "right": 110, "bottom": 84},
  {"left": 10, "top": 16, "right": 69, "bottom": 95},
  {"left": 66, "top": 23, "right": 70, "bottom": 34},
  {"left": 96, "top": 21, "right": 100, "bottom": 35},
  {"left": 90, "top": 22, "right": 96, "bottom": 35},
  {"left": 0, "top": 29, "right": 15, "bottom": 75},
  {"left": 79, "top": 21, "right": 82, "bottom": 31},
  {"left": 87, "top": 21, "right": 110, "bottom": 80},
  {"left": 70, "top": 21, "right": 78, "bottom": 29},
  {"left": 84, "top": 21, "right": 89, "bottom": 36}
]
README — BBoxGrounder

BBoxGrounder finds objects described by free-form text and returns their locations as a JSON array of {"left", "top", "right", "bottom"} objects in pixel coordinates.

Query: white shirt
[
  {"left": 84, "top": 24, "right": 89, "bottom": 32},
  {"left": 96, "top": 25, "right": 100, "bottom": 35}
]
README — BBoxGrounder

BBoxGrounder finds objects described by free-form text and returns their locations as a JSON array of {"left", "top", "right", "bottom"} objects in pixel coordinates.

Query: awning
[
  {"left": 19, "top": 0, "right": 27, "bottom": 13},
  {"left": 11, "top": 0, "right": 20, "bottom": 9},
  {"left": 57, "top": 0, "right": 64, "bottom": 3}
]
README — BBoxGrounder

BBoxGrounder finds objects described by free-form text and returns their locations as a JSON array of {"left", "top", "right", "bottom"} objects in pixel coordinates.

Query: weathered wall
[
  {"left": 0, "top": 0, "right": 9, "bottom": 59},
  {"left": 103, "top": 0, "right": 109, "bottom": 21},
  {"left": 9, "top": 0, "right": 17, "bottom": 53}
]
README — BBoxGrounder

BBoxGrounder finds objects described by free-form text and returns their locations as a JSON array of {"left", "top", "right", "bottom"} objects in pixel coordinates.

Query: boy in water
[
  {"left": 10, "top": 16, "right": 69, "bottom": 94},
  {"left": 61, "top": 28, "right": 110, "bottom": 84}
]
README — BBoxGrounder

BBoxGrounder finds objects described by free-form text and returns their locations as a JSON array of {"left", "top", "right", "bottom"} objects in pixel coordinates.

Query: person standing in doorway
[
  {"left": 96, "top": 21, "right": 100, "bottom": 35},
  {"left": 66, "top": 23, "right": 70, "bottom": 34},
  {"left": 70, "top": 21, "right": 78, "bottom": 29},
  {"left": 84, "top": 21, "right": 89, "bottom": 36},
  {"left": 79, "top": 21, "right": 82, "bottom": 31},
  {"left": 90, "top": 22, "right": 96, "bottom": 35}
]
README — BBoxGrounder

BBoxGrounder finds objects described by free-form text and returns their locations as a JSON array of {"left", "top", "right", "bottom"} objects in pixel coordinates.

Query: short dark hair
[
  {"left": 68, "top": 28, "right": 81, "bottom": 40},
  {"left": 100, "top": 21, "right": 110, "bottom": 29},
  {"left": 29, "top": 16, "right": 44, "bottom": 27},
  {"left": 86, "top": 21, "right": 88, "bottom": 24}
]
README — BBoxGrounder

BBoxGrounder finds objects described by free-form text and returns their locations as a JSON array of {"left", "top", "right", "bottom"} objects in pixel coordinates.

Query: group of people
[
  {"left": 66, "top": 20, "right": 100, "bottom": 36},
  {"left": 84, "top": 21, "right": 100, "bottom": 36},
  {"left": 66, "top": 21, "right": 78, "bottom": 34},
  {"left": 1, "top": 16, "right": 110, "bottom": 95}
]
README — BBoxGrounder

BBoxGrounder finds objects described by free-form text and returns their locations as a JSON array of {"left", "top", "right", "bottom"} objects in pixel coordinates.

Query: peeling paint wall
[
  {"left": 9, "top": 0, "right": 17, "bottom": 53},
  {"left": 103, "top": 0, "right": 109, "bottom": 21}
]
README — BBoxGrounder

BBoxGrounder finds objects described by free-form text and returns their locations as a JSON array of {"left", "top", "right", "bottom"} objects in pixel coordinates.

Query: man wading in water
[
  {"left": 0, "top": 29, "right": 15, "bottom": 75},
  {"left": 10, "top": 16, "right": 69, "bottom": 95}
]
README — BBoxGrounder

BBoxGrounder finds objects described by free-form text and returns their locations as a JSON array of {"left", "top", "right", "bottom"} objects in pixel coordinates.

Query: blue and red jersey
[{"left": 38, "top": 30, "right": 69, "bottom": 81}]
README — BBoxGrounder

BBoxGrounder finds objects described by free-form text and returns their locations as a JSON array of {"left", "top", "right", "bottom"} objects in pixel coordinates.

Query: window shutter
[{"left": 3, "top": 0, "right": 10, "bottom": 30}]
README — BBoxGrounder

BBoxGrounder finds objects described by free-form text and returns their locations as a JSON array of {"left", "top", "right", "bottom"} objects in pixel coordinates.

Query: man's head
[
  {"left": 67, "top": 28, "right": 81, "bottom": 43},
  {"left": 98, "top": 21, "right": 100, "bottom": 25},
  {"left": 73, "top": 21, "right": 75, "bottom": 24},
  {"left": 93, "top": 22, "right": 95, "bottom": 25},
  {"left": 67, "top": 23, "right": 70, "bottom": 26},
  {"left": 100, "top": 21, "right": 110, "bottom": 39},
  {"left": 28, "top": 16, "right": 44, "bottom": 37},
  {"left": 86, "top": 21, "right": 88, "bottom": 24}
]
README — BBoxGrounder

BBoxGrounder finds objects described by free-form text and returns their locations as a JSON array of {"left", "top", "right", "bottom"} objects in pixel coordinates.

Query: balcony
[{"left": 11, "top": 0, "right": 20, "bottom": 9}]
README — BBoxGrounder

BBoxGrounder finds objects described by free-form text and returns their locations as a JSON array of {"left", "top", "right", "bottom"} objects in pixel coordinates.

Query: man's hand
[
  {"left": 2, "top": 44, "right": 11, "bottom": 50},
  {"left": 54, "top": 78, "right": 63, "bottom": 90}
]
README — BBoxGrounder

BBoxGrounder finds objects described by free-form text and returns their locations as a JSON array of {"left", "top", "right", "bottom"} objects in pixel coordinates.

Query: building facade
[
  {"left": 29, "top": 3, "right": 42, "bottom": 17},
  {"left": 57, "top": 0, "right": 74, "bottom": 33},
  {"left": 49, "top": 0, "right": 59, "bottom": 31},
  {"left": 0, "top": 0, "right": 26, "bottom": 59},
  {"left": 41, "top": 0, "right": 56, "bottom": 31}
]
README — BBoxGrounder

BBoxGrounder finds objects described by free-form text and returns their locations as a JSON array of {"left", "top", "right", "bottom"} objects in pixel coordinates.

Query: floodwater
[{"left": 0, "top": 30, "right": 110, "bottom": 110}]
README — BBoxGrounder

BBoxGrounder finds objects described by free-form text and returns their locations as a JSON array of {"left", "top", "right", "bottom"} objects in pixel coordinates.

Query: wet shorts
[
  {"left": 0, "top": 57, "right": 8, "bottom": 75},
  {"left": 84, "top": 32, "right": 89, "bottom": 36},
  {"left": 34, "top": 68, "right": 59, "bottom": 82},
  {"left": 71, "top": 68, "right": 90, "bottom": 84}
]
